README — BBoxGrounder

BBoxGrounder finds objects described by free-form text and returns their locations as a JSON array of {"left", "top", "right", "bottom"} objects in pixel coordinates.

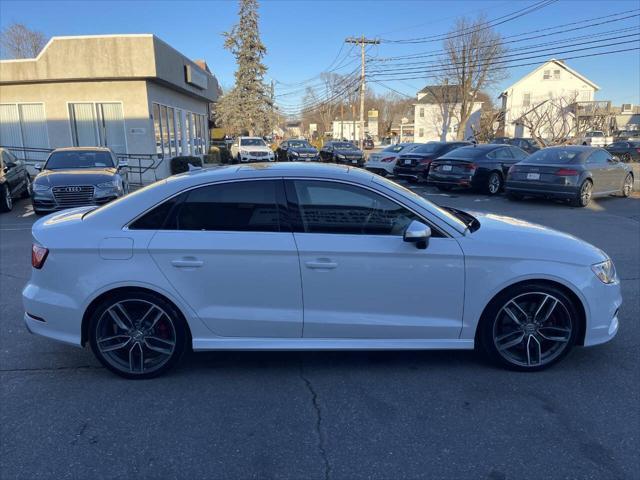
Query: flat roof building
[{"left": 0, "top": 34, "right": 221, "bottom": 181}]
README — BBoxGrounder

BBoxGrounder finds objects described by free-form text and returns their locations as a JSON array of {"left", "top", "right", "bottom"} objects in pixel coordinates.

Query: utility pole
[
  {"left": 340, "top": 103, "right": 344, "bottom": 140},
  {"left": 345, "top": 35, "right": 379, "bottom": 149}
]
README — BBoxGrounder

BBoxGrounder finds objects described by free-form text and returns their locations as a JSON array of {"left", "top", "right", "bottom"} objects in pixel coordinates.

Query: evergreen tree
[{"left": 217, "top": 0, "right": 272, "bottom": 136}]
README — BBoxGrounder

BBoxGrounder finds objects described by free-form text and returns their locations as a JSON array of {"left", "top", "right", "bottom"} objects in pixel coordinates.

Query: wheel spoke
[
  {"left": 534, "top": 295, "right": 558, "bottom": 324},
  {"left": 128, "top": 342, "right": 144, "bottom": 373},
  {"left": 526, "top": 334, "right": 542, "bottom": 366},
  {"left": 143, "top": 338, "right": 173, "bottom": 355},
  {"left": 503, "top": 301, "right": 527, "bottom": 326},
  {"left": 538, "top": 326, "right": 571, "bottom": 342},
  {"left": 496, "top": 331, "right": 525, "bottom": 350},
  {"left": 107, "top": 305, "right": 133, "bottom": 331},
  {"left": 145, "top": 336, "right": 175, "bottom": 349},
  {"left": 98, "top": 335, "right": 131, "bottom": 352}
]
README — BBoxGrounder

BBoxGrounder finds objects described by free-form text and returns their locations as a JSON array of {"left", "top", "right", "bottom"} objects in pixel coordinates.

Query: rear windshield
[
  {"left": 382, "top": 144, "right": 411, "bottom": 153},
  {"left": 45, "top": 151, "right": 114, "bottom": 169},
  {"left": 412, "top": 143, "right": 443, "bottom": 154},
  {"left": 439, "top": 146, "right": 485, "bottom": 160},
  {"left": 519, "top": 148, "right": 581, "bottom": 164}
]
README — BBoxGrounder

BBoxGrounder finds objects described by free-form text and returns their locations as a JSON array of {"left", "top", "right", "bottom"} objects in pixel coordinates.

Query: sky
[{"left": 1, "top": 0, "right": 639, "bottom": 113}]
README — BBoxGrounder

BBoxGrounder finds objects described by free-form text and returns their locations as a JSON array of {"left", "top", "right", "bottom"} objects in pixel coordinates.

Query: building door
[{"left": 97, "top": 103, "right": 127, "bottom": 154}]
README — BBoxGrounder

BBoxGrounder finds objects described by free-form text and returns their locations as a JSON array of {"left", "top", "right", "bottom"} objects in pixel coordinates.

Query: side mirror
[
  {"left": 34, "top": 163, "right": 42, "bottom": 171},
  {"left": 403, "top": 220, "right": 432, "bottom": 249},
  {"left": 118, "top": 160, "right": 129, "bottom": 169},
  {"left": 5, "top": 161, "right": 16, "bottom": 170}
]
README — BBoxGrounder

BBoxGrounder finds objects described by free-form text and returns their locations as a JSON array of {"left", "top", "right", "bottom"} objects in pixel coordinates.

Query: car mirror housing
[
  {"left": 118, "top": 160, "right": 129, "bottom": 169},
  {"left": 34, "top": 163, "right": 42, "bottom": 171},
  {"left": 403, "top": 220, "right": 431, "bottom": 249}
]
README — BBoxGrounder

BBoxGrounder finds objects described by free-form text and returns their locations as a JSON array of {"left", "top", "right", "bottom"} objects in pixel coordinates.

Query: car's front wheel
[
  {"left": 88, "top": 291, "right": 187, "bottom": 379},
  {"left": 0, "top": 184, "right": 13, "bottom": 212},
  {"left": 622, "top": 173, "right": 633, "bottom": 197},
  {"left": 478, "top": 283, "right": 579, "bottom": 371}
]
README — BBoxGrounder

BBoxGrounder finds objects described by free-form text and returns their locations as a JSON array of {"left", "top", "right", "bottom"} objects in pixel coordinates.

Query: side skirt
[{"left": 192, "top": 338, "right": 475, "bottom": 351}]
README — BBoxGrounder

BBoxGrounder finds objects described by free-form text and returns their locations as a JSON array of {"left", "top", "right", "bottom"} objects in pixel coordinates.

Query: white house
[
  {"left": 499, "top": 59, "right": 599, "bottom": 138},
  {"left": 413, "top": 85, "right": 482, "bottom": 142}
]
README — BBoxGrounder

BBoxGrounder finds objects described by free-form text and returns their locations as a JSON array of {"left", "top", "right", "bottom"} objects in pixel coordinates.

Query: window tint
[
  {"left": 510, "top": 147, "right": 528, "bottom": 160},
  {"left": 588, "top": 150, "right": 610, "bottom": 165},
  {"left": 173, "top": 180, "right": 281, "bottom": 232},
  {"left": 291, "top": 180, "right": 422, "bottom": 236},
  {"left": 492, "top": 148, "right": 514, "bottom": 160},
  {"left": 129, "top": 193, "right": 185, "bottom": 230}
]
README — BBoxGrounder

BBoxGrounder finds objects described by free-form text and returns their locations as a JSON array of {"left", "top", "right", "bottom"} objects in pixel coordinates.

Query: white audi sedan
[{"left": 23, "top": 163, "right": 621, "bottom": 378}]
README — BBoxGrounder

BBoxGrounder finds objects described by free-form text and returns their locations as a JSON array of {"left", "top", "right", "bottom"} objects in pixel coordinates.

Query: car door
[
  {"left": 492, "top": 147, "right": 516, "bottom": 177},
  {"left": 285, "top": 179, "right": 465, "bottom": 339},
  {"left": 586, "top": 150, "right": 616, "bottom": 192},
  {"left": 146, "top": 179, "right": 304, "bottom": 338}
]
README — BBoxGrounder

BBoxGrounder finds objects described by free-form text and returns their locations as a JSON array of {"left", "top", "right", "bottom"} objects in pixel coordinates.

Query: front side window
[
  {"left": 587, "top": 150, "right": 610, "bottom": 165},
  {"left": 290, "top": 180, "right": 422, "bottom": 236}
]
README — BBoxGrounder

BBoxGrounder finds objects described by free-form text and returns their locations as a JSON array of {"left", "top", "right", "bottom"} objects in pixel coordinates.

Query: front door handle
[
  {"left": 171, "top": 258, "right": 204, "bottom": 268},
  {"left": 305, "top": 259, "right": 338, "bottom": 270}
]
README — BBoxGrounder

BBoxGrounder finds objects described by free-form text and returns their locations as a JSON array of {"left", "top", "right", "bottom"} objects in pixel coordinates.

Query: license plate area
[
  {"left": 442, "top": 165, "right": 452, "bottom": 171},
  {"left": 527, "top": 173, "right": 540, "bottom": 180},
  {"left": 404, "top": 159, "right": 411, "bottom": 165}
]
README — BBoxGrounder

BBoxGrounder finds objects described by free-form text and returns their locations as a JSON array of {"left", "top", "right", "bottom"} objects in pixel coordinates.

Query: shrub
[{"left": 170, "top": 156, "right": 203, "bottom": 174}]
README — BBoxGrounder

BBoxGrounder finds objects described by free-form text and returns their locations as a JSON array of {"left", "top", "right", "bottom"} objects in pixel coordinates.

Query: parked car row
[
  {"left": 0, "top": 146, "right": 130, "bottom": 214},
  {"left": 365, "top": 141, "right": 634, "bottom": 207}
]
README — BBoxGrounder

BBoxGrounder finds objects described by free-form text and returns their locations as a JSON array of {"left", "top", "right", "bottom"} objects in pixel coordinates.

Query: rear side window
[
  {"left": 510, "top": 147, "right": 528, "bottom": 160},
  {"left": 174, "top": 180, "right": 282, "bottom": 232},
  {"left": 490, "top": 148, "right": 513, "bottom": 160},
  {"left": 129, "top": 193, "right": 185, "bottom": 230}
]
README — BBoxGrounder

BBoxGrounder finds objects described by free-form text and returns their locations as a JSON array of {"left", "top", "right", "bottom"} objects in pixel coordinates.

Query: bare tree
[
  {"left": 437, "top": 16, "right": 507, "bottom": 140},
  {"left": 377, "top": 92, "right": 413, "bottom": 138},
  {"left": 0, "top": 23, "right": 47, "bottom": 59},
  {"left": 301, "top": 72, "right": 357, "bottom": 137},
  {"left": 470, "top": 91, "right": 503, "bottom": 142}
]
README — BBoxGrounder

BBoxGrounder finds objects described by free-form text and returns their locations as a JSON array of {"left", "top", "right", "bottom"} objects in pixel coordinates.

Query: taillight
[
  {"left": 419, "top": 158, "right": 432, "bottom": 165},
  {"left": 464, "top": 163, "right": 477, "bottom": 171},
  {"left": 32, "top": 244, "right": 49, "bottom": 269},
  {"left": 381, "top": 156, "right": 395, "bottom": 162},
  {"left": 555, "top": 168, "right": 579, "bottom": 176}
]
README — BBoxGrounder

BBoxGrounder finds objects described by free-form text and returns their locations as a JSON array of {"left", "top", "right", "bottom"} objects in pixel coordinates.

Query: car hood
[
  {"left": 462, "top": 212, "right": 607, "bottom": 266},
  {"left": 241, "top": 145, "right": 272, "bottom": 153},
  {"left": 34, "top": 168, "right": 117, "bottom": 187},
  {"left": 290, "top": 147, "right": 318, "bottom": 154}
]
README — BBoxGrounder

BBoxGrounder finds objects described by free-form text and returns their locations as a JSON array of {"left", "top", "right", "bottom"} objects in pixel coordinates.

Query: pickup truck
[{"left": 577, "top": 131, "right": 613, "bottom": 147}]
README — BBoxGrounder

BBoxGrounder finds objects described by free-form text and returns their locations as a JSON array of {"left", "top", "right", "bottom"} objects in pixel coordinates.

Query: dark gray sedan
[
  {"left": 32, "top": 147, "right": 129, "bottom": 214},
  {"left": 505, "top": 146, "right": 634, "bottom": 207}
]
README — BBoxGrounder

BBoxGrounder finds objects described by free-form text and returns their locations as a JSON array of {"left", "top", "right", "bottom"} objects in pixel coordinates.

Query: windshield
[
  {"left": 333, "top": 142, "right": 356, "bottom": 150},
  {"left": 241, "top": 138, "right": 267, "bottom": 147},
  {"left": 412, "top": 143, "right": 443, "bottom": 154},
  {"left": 520, "top": 148, "right": 580, "bottom": 164},
  {"left": 45, "top": 151, "right": 114, "bottom": 170},
  {"left": 288, "top": 140, "right": 311, "bottom": 148},
  {"left": 586, "top": 131, "right": 604, "bottom": 137}
]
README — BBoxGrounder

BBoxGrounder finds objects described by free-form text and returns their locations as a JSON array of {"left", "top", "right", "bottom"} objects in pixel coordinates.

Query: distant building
[
  {"left": 332, "top": 120, "right": 362, "bottom": 142},
  {"left": 0, "top": 34, "right": 221, "bottom": 181},
  {"left": 413, "top": 85, "right": 482, "bottom": 142},
  {"left": 498, "top": 59, "right": 599, "bottom": 138}
]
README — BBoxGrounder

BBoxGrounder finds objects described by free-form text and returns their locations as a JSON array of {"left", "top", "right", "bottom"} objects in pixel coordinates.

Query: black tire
[
  {"left": 0, "top": 184, "right": 13, "bottom": 212},
  {"left": 477, "top": 282, "right": 580, "bottom": 371},
  {"left": 436, "top": 185, "right": 452, "bottom": 191},
  {"left": 21, "top": 176, "right": 32, "bottom": 199},
  {"left": 486, "top": 171, "right": 503, "bottom": 195},
  {"left": 506, "top": 192, "right": 523, "bottom": 201},
  {"left": 621, "top": 173, "right": 633, "bottom": 198},
  {"left": 88, "top": 290, "right": 188, "bottom": 379},
  {"left": 621, "top": 153, "right": 632, "bottom": 163},
  {"left": 571, "top": 179, "right": 592, "bottom": 207}
]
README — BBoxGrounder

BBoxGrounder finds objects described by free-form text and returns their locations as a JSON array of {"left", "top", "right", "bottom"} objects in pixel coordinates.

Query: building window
[
  {"left": 418, "top": 128, "right": 424, "bottom": 137},
  {"left": 68, "top": 102, "right": 126, "bottom": 153},
  {"left": 419, "top": 107, "right": 424, "bottom": 118},
  {"left": 553, "top": 69, "right": 561, "bottom": 79},
  {"left": 160, "top": 105, "right": 170, "bottom": 156},
  {"left": 543, "top": 70, "right": 551, "bottom": 80},
  {"left": 152, "top": 103, "right": 163, "bottom": 155},
  {"left": 522, "top": 93, "right": 531, "bottom": 107},
  {"left": 175, "top": 109, "right": 183, "bottom": 156},
  {"left": 0, "top": 103, "right": 50, "bottom": 161}
]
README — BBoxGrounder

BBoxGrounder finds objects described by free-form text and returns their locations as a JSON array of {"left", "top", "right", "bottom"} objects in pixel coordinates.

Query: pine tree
[{"left": 217, "top": 0, "right": 273, "bottom": 136}]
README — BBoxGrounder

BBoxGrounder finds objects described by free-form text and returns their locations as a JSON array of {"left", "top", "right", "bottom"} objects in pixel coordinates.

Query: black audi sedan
[
  {"left": 428, "top": 144, "right": 528, "bottom": 195},
  {"left": 275, "top": 139, "right": 320, "bottom": 162},
  {"left": 605, "top": 140, "right": 640, "bottom": 163},
  {"left": 32, "top": 147, "right": 129, "bottom": 214},
  {"left": 0, "top": 148, "right": 32, "bottom": 212},
  {"left": 393, "top": 141, "right": 470, "bottom": 182},
  {"left": 505, "top": 146, "right": 634, "bottom": 207},
  {"left": 319, "top": 141, "right": 364, "bottom": 166}
]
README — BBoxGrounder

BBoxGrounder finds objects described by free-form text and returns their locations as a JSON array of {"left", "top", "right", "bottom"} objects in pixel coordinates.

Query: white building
[
  {"left": 413, "top": 85, "right": 482, "bottom": 142},
  {"left": 332, "top": 120, "right": 362, "bottom": 141},
  {"left": 499, "top": 59, "right": 599, "bottom": 138}
]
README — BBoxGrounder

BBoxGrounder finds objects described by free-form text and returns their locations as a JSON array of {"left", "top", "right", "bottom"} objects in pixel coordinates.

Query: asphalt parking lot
[{"left": 1, "top": 181, "right": 639, "bottom": 480}]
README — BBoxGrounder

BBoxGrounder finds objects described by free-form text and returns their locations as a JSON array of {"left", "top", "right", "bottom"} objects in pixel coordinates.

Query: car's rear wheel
[
  {"left": 88, "top": 291, "right": 187, "bottom": 379},
  {"left": 572, "top": 179, "right": 592, "bottom": 207},
  {"left": 622, "top": 173, "right": 633, "bottom": 197},
  {"left": 621, "top": 153, "right": 631, "bottom": 163},
  {"left": 0, "top": 184, "right": 13, "bottom": 212},
  {"left": 486, "top": 171, "right": 503, "bottom": 195},
  {"left": 478, "top": 283, "right": 579, "bottom": 371}
]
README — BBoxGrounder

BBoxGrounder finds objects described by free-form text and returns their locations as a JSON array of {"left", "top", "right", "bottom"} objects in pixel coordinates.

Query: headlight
[
  {"left": 97, "top": 180, "right": 117, "bottom": 189},
  {"left": 591, "top": 259, "right": 617, "bottom": 284},
  {"left": 290, "top": 151, "right": 299, "bottom": 157},
  {"left": 336, "top": 154, "right": 345, "bottom": 159},
  {"left": 33, "top": 183, "right": 50, "bottom": 192}
]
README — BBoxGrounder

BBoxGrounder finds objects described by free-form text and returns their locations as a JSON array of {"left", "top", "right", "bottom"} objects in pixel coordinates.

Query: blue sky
[{"left": 1, "top": 0, "right": 639, "bottom": 110}]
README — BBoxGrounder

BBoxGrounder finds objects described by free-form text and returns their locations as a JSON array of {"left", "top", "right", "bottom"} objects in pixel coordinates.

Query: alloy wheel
[
  {"left": 4, "top": 185, "right": 12, "bottom": 210},
  {"left": 622, "top": 153, "right": 631, "bottom": 163},
  {"left": 623, "top": 174, "right": 633, "bottom": 197},
  {"left": 95, "top": 299, "right": 177, "bottom": 375},
  {"left": 580, "top": 181, "right": 592, "bottom": 206},
  {"left": 493, "top": 292, "right": 573, "bottom": 368},
  {"left": 488, "top": 172, "right": 501, "bottom": 195}
]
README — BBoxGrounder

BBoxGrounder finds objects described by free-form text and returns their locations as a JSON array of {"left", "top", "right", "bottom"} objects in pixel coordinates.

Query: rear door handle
[
  {"left": 171, "top": 258, "right": 204, "bottom": 268},
  {"left": 305, "top": 260, "right": 338, "bottom": 270}
]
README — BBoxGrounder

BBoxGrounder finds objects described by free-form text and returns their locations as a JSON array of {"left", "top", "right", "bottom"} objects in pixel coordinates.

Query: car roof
[
  {"left": 545, "top": 145, "right": 598, "bottom": 152},
  {"left": 51, "top": 147, "right": 112, "bottom": 152}
]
